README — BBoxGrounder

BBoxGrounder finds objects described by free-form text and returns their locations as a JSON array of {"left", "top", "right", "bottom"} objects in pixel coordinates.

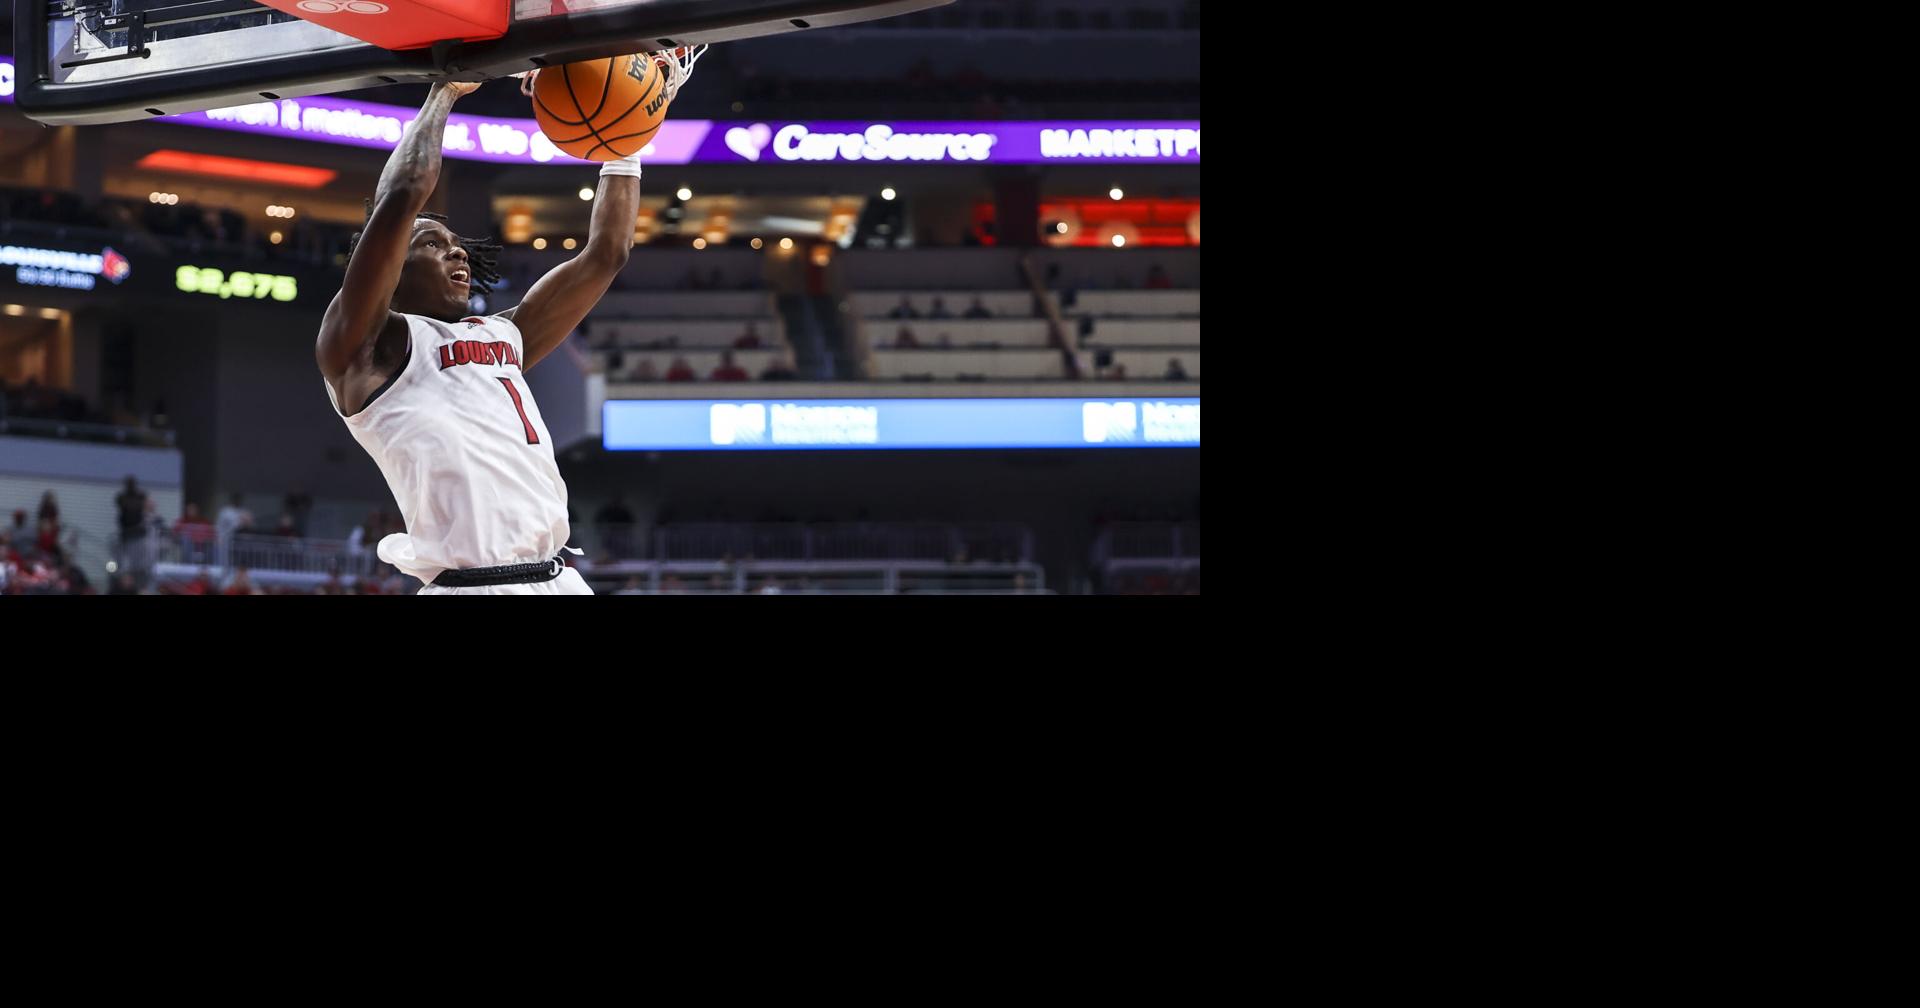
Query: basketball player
[{"left": 318, "top": 81, "right": 642, "bottom": 594}]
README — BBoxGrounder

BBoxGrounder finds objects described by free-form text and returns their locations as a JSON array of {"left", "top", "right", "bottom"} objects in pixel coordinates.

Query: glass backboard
[{"left": 15, "top": 0, "right": 954, "bottom": 125}]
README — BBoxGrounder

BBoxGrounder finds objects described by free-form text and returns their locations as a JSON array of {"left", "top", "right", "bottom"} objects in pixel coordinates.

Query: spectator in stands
[
  {"left": 631, "top": 358, "right": 659, "bottom": 382},
  {"left": 929, "top": 296, "right": 954, "bottom": 319},
  {"left": 37, "top": 491, "right": 59, "bottom": 526},
  {"left": 270, "top": 512, "right": 300, "bottom": 537},
  {"left": 964, "top": 295, "right": 992, "bottom": 319},
  {"left": 35, "top": 516, "right": 61, "bottom": 559},
  {"left": 109, "top": 572, "right": 139, "bottom": 595},
  {"left": 116, "top": 475, "right": 147, "bottom": 543},
  {"left": 1165, "top": 358, "right": 1189, "bottom": 381},
  {"left": 894, "top": 325, "right": 920, "bottom": 348},
  {"left": 936, "top": 332, "right": 953, "bottom": 348},
  {"left": 346, "top": 511, "right": 377, "bottom": 574},
  {"left": 759, "top": 349, "right": 799, "bottom": 381},
  {"left": 665, "top": 356, "right": 697, "bottom": 382},
  {"left": 216, "top": 492, "right": 254, "bottom": 568},
  {"left": 63, "top": 561, "right": 94, "bottom": 595},
  {"left": 180, "top": 568, "right": 216, "bottom": 596},
  {"left": 284, "top": 489, "right": 313, "bottom": 536},
  {"left": 115, "top": 476, "right": 148, "bottom": 578},
  {"left": 8, "top": 510, "right": 28, "bottom": 543},
  {"left": 714, "top": 353, "right": 748, "bottom": 385},
  {"left": 173, "top": 502, "right": 214, "bottom": 561},
  {"left": 734, "top": 322, "right": 762, "bottom": 349},
  {"left": 595, "top": 497, "right": 636, "bottom": 559},
  {"left": 224, "top": 566, "right": 259, "bottom": 595},
  {"left": 142, "top": 497, "right": 168, "bottom": 548},
  {"left": 714, "top": 349, "right": 748, "bottom": 382},
  {"left": 1146, "top": 263, "right": 1173, "bottom": 289},
  {"left": 319, "top": 569, "right": 346, "bottom": 595},
  {"left": 888, "top": 295, "right": 920, "bottom": 319}
]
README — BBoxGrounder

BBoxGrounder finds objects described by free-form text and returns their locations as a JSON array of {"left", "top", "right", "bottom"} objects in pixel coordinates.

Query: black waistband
[{"left": 431, "top": 555, "right": 566, "bottom": 588}]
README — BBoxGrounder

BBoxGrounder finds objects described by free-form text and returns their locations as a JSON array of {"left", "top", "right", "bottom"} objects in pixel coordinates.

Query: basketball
[{"left": 530, "top": 53, "right": 669, "bottom": 162}]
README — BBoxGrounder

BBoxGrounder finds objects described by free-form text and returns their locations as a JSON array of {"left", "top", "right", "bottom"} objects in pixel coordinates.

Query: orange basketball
[{"left": 530, "top": 53, "right": 669, "bottom": 162}]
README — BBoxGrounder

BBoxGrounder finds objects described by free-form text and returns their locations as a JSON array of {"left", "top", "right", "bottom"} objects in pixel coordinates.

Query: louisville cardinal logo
[{"left": 101, "top": 247, "right": 131, "bottom": 284}]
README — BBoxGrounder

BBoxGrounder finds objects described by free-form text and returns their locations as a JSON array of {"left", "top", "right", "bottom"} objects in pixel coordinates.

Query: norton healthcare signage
[
  {"left": 157, "top": 95, "right": 1197, "bottom": 167},
  {"left": 1, "top": 243, "right": 131, "bottom": 291}
]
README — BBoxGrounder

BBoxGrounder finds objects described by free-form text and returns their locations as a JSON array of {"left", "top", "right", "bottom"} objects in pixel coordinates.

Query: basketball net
[{"left": 516, "top": 44, "right": 708, "bottom": 106}]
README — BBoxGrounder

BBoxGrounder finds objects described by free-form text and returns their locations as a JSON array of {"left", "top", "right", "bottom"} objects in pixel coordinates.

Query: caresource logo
[
  {"left": 1041, "top": 127, "right": 1199, "bottom": 159},
  {"left": 1, "top": 244, "right": 129, "bottom": 291},
  {"left": 770, "top": 123, "right": 996, "bottom": 162}
]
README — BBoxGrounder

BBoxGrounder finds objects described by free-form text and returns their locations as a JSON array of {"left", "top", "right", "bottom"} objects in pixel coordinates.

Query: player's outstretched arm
[
  {"left": 502, "top": 155, "right": 640, "bottom": 370},
  {"left": 316, "top": 82, "right": 478, "bottom": 382}
]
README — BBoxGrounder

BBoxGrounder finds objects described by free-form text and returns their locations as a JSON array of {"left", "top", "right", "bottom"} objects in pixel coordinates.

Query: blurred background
[{"left": 0, "top": 0, "right": 1200, "bottom": 595}]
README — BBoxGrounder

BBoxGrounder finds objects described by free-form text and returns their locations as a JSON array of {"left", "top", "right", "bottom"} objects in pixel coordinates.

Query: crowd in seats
[
  {"left": 7, "top": 478, "right": 422, "bottom": 594},
  {"left": 854, "top": 261, "right": 1199, "bottom": 381},
  {"left": 591, "top": 309, "right": 799, "bottom": 383},
  {"left": 0, "top": 490, "right": 93, "bottom": 595},
  {"left": 1, "top": 378, "right": 111, "bottom": 426},
  {"left": 1, "top": 186, "right": 359, "bottom": 269}
]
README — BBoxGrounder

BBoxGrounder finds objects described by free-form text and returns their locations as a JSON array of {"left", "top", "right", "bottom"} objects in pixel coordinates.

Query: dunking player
[{"left": 319, "top": 81, "right": 641, "bottom": 594}]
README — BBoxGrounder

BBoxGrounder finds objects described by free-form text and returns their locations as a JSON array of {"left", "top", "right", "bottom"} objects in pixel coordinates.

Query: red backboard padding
[{"left": 257, "top": 0, "right": 508, "bottom": 51}]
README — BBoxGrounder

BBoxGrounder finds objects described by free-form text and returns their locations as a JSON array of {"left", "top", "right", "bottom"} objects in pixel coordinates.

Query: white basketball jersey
[{"left": 325, "top": 313, "right": 571, "bottom": 583}]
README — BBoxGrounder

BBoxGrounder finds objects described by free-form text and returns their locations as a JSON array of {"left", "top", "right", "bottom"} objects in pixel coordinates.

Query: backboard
[{"left": 15, "top": 0, "right": 955, "bottom": 125}]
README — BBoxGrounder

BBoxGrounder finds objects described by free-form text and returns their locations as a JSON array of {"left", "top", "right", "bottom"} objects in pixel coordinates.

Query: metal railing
[
  {"left": 146, "top": 530, "right": 375, "bottom": 576},
  {"left": 1094, "top": 522, "right": 1200, "bottom": 561},
  {"left": 590, "top": 559, "right": 1049, "bottom": 595},
  {"left": 0, "top": 416, "right": 176, "bottom": 448},
  {"left": 581, "top": 522, "right": 1034, "bottom": 563}
]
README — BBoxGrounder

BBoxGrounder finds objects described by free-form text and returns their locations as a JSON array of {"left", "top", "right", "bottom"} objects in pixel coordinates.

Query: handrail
[{"left": 1020, "top": 253, "right": 1081, "bottom": 379}]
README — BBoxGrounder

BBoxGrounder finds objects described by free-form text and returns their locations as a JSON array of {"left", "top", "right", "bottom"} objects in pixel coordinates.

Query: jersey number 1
[{"left": 497, "top": 377, "right": 539, "bottom": 444}]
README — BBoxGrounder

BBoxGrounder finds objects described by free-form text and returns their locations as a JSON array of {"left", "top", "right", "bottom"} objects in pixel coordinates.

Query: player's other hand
[{"left": 441, "top": 80, "right": 484, "bottom": 99}]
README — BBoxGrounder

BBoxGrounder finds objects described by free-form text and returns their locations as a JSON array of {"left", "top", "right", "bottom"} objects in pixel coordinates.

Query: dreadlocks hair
[{"left": 346, "top": 202, "right": 502, "bottom": 296}]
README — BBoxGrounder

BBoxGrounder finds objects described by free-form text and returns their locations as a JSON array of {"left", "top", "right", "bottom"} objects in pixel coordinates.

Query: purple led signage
[{"left": 158, "top": 96, "right": 1198, "bottom": 167}]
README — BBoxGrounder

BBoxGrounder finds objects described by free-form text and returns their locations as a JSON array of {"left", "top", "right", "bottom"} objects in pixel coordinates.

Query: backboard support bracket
[{"left": 60, "top": 5, "right": 153, "bottom": 68}]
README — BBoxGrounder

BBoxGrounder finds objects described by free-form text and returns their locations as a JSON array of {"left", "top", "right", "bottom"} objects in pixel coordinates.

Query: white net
[{"left": 515, "top": 43, "right": 707, "bottom": 103}]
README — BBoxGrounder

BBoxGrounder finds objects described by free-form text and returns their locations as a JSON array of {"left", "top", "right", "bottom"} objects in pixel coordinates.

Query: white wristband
[{"left": 598, "top": 151, "right": 643, "bottom": 179}]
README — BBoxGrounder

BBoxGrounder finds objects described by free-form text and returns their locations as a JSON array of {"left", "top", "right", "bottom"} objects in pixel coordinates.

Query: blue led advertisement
[{"left": 603, "top": 398, "right": 1200, "bottom": 451}]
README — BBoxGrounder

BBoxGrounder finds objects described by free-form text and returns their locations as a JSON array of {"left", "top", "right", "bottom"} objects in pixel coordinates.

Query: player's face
[{"left": 393, "top": 219, "right": 472, "bottom": 321}]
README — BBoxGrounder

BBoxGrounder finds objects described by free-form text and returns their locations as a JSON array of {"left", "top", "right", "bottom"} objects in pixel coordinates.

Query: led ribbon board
[{"left": 603, "top": 398, "right": 1200, "bottom": 450}]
